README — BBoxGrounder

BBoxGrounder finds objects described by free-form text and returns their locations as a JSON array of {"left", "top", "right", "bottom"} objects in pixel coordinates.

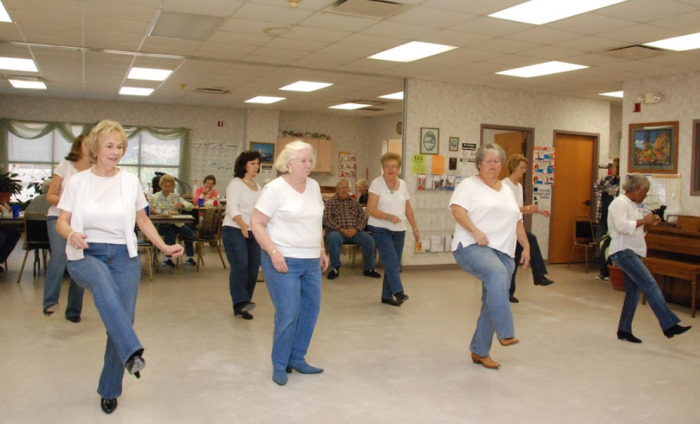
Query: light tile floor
[{"left": 1, "top": 246, "right": 698, "bottom": 423}]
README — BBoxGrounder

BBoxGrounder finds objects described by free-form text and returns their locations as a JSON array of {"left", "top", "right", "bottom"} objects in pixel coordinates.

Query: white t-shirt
[
  {"left": 448, "top": 175, "right": 521, "bottom": 256},
  {"left": 223, "top": 178, "right": 261, "bottom": 229},
  {"left": 367, "top": 177, "right": 409, "bottom": 231},
  {"left": 607, "top": 195, "right": 647, "bottom": 257},
  {"left": 501, "top": 177, "right": 524, "bottom": 208},
  {"left": 48, "top": 160, "right": 80, "bottom": 217},
  {"left": 254, "top": 176, "right": 324, "bottom": 259}
]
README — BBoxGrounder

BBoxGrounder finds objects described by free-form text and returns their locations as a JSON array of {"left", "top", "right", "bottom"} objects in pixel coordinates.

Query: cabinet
[{"left": 276, "top": 137, "right": 333, "bottom": 173}]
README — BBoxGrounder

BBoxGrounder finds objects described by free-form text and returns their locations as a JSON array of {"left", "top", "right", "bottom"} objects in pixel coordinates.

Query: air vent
[
  {"left": 194, "top": 87, "right": 229, "bottom": 94},
  {"left": 327, "top": 0, "right": 410, "bottom": 19},
  {"left": 605, "top": 45, "right": 665, "bottom": 60}
]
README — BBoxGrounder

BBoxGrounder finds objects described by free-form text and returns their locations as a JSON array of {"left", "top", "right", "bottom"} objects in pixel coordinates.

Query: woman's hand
[
  {"left": 240, "top": 223, "right": 249, "bottom": 239},
  {"left": 538, "top": 209, "right": 551, "bottom": 218},
  {"left": 320, "top": 250, "right": 329, "bottom": 271},
  {"left": 389, "top": 214, "right": 401, "bottom": 224},
  {"left": 163, "top": 243, "right": 185, "bottom": 257},
  {"left": 473, "top": 229, "right": 489, "bottom": 246},
  {"left": 519, "top": 248, "right": 531, "bottom": 268},
  {"left": 270, "top": 249, "right": 288, "bottom": 273},
  {"left": 412, "top": 228, "right": 420, "bottom": 242},
  {"left": 68, "top": 231, "right": 88, "bottom": 250}
]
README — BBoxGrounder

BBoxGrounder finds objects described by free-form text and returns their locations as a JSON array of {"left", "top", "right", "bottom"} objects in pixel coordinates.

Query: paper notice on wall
[
  {"left": 412, "top": 154, "right": 426, "bottom": 174},
  {"left": 532, "top": 146, "right": 554, "bottom": 210},
  {"left": 338, "top": 151, "right": 356, "bottom": 177},
  {"left": 431, "top": 155, "right": 445, "bottom": 174}
]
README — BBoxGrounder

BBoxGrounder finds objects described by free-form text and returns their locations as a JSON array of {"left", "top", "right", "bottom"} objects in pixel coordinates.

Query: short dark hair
[
  {"left": 202, "top": 174, "right": 216, "bottom": 185},
  {"left": 65, "top": 134, "right": 88, "bottom": 162},
  {"left": 234, "top": 150, "right": 263, "bottom": 178}
]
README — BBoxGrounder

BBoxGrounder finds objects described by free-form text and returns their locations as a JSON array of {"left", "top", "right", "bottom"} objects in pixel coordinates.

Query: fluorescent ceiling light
[
  {"left": 369, "top": 41, "right": 457, "bottom": 63},
  {"left": 379, "top": 91, "right": 403, "bottom": 100},
  {"left": 0, "top": 57, "right": 38, "bottom": 72},
  {"left": 496, "top": 61, "right": 588, "bottom": 78},
  {"left": 0, "top": 1, "right": 11, "bottom": 22},
  {"left": 127, "top": 67, "right": 173, "bottom": 81},
  {"left": 245, "top": 96, "right": 285, "bottom": 104},
  {"left": 600, "top": 91, "right": 623, "bottom": 98},
  {"left": 280, "top": 81, "right": 333, "bottom": 92},
  {"left": 329, "top": 103, "right": 371, "bottom": 110},
  {"left": 120, "top": 87, "right": 154, "bottom": 96},
  {"left": 9, "top": 79, "right": 46, "bottom": 90},
  {"left": 490, "top": 0, "right": 628, "bottom": 25},
  {"left": 644, "top": 32, "right": 700, "bottom": 51}
]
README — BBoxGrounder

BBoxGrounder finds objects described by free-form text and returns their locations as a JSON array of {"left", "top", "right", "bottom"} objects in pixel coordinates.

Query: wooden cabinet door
[{"left": 276, "top": 137, "right": 333, "bottom": 173}]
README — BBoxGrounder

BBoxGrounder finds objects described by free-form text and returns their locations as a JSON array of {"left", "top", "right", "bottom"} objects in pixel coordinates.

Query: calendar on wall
[{"left": 190, "top": 140, "right": 239, "bottom": 192}]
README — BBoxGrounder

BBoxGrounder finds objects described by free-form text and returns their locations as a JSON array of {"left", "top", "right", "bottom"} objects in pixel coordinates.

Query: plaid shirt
[
  {"left": 593, "top": 175, "right": 619, "bottom": 223},
  {"left": 323, "top": 195, "right": 367, "bottom": 231}
]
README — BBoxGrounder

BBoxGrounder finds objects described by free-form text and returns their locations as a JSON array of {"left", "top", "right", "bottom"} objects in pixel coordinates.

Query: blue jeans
[
  {"left": 325, "top": 229, "right": 376, "bottom": 270},
  {"left": 66, "top": 243, "right": 143, "bottom": 399},
  {"left": 610, "top": 249, "right": 680, "bottom": 333},
  {"left": 44, "top": 217, "right": 84, "bottom": 318},
  {"left": 157, "top": 224, "right": 194, "bottom": 257},
  {"left": 261, "top": 252, "right": 321, "bottom": 371},
  {"left": 368, "top": 226, "right": 405, "bottom": 299},
  {"left": 510, "top": 230, "right": 548, "bottom": 297},
  {"left": 222, "top": 226, "right": 260, "bottom": 308},
  {"left": 453, "top": 243, "right": 515, "bottom": 357}
]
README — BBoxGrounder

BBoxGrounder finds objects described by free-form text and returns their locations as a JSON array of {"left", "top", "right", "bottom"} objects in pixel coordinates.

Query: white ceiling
[{"left": 2, "top": 0, "right": 700, "bottom": 116}]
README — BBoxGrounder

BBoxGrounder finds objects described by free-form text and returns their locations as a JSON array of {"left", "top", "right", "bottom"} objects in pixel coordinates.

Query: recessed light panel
[
  {"left": 379, "top": 92, "right": 403, "bottom": 100},
  {"left": 120, "top": 87, "right": 154, "bottom": 96},
  {"left": 496, "top": 61, "right": 588, "bottom": 78},
  {"left": 280, "top": 81, "right": 333, "bottom": 92},
  {"left": 9, "top": 79, "right": 46, "bottom": 90},
  {"left": 644, "top": 32, "right": 700, "bottom": 51},
  {"left": 245, "top": 96, "right": 286, "bottom": 104},
  {"left": 329, "top": 103, "right": 371, "bottom": 110},
  {"left": 0, "top": 57, "right": 38, "bottom": 72},
  {"left": 490, "top": 0, "right": 628, "bottom": 25},
  {"left": 600, "top": 91, "right": 623, "bottom": 98},
  {"left": 369, "top": 41, "right": 457, "bottom": 63},
  {"left": 128, "top": 67, "right": 173, "bottom": 81},
  {"left": 0, "top": 1, "right": 12, "bottom": 22}
]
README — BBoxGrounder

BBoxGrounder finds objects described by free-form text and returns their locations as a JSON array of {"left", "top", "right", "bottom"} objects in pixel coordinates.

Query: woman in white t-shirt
[
  {"left": 366, "top": 152, "right": 420, "bottom": 306},
  {"left": 449, "top": 143, "right": 530, "bottom": 370},
  {"left": 57, "top": 120, "right": 184, "bottom": 414},
  {"left": 43, "top": 134, "right": 91, "bottom": 320},
  {"left": 250, "top": 140, "right": 329, "bottom": 386},
  {"left": 222, "top": 150, "right": 262, "bottom": 320}
]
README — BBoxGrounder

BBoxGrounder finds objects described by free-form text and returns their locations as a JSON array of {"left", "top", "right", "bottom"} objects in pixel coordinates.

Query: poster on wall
[
  {"left": 338, "top": 151, "right": 357, "bottom": 178},
  {"left": 532, "top": 146, "right": 555, "bottom": 210}
]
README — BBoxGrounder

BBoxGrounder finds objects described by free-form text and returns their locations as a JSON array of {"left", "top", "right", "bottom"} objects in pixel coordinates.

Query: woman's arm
[
  {"left": 250, "top": 209, "right": 288, "bottom": 273},
  {"left": 450, "top": 204, "right": 489, "bottom": 246},
  {"left": 46, "top": 174, "right": 64, "bottom": 207},
  {"left": 367, "top": 192, "right": 400, "bottom": 224},
  {"left": 515, "top": 220, "right": 530, "bottom": 268},
  {"left": 57, "top": 210, "right": 88, "bottom": 249},
  {"left": 405, "top": 200, "right": 420, "bottom": 242},
  {"left": 136, "top": 209, "right": 184, "bottom": 256}
]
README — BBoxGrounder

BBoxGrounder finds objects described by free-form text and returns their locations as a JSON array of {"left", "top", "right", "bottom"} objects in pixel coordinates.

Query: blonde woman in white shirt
[
  {"left": 608, "top": 173, "right": 691, "bottom": 343},
  {"left": 57, "top": 120, "right": 183, "bottom": 414},
  {"left": 222, "top": 150, "right": 262, "bottom": 320},
  {"left": 250, "top": 140, "right": 329, "bottom": 386}
]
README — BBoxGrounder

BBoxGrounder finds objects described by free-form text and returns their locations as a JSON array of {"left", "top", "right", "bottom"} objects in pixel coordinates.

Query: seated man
[
  {"left": 324, "top": 179, "right": 381, "bottom": 280},
  {"left": 148, "top": 174, "right": 197, "bottom": 267}
]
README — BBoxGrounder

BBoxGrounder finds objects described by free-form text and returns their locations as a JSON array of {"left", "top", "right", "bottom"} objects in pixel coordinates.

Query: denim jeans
[
  {"left": 261, "top": 251, "right": 321, "bottom": 371},
  {"left": 610, "top": 249, "right": 680, "bottom": 333},
  {"left": 510, "top": 230, "right": 548, "bottom": 297},
  {"left": 44, "top": 217, "right": 84, "bottom": 319},
  {"left": 157, "top": 223, "right": 194, "bottom": 257},
  {"left": 368, "top": 226, "right": 405, "bottom": 299},
  {"left": 66, "top": 243, "right": 143, "bottom": 399},
  {"left": 222, "top": 226, "right": 260, "bottom": 308},
  {"left": 325, "top": 229, "right": 376, "bottom": 270},
  {"left": 453, "top": 243, "right": 515, "bottom": 357}
]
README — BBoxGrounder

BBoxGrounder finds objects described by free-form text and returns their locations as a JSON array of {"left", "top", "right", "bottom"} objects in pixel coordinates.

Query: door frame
[{"left": 552, "top": 130, "right": 600, "bottom": 221}]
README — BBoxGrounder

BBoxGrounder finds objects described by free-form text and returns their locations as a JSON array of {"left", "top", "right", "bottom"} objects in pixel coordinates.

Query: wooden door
[
  {"left": 495, "top": 132, "right": 525, "bottom": 180},
  {"left": 548, "top": 133, "right": 596, "bottom": 263}
]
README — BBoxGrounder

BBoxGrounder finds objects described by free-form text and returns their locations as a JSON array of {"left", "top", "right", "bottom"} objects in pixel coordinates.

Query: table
[
  {"left": 149, "top": 214, "right": 196, "bottom": 225},
  {"left": 0, "top": 213, "right": 25, "bottom": 231}
]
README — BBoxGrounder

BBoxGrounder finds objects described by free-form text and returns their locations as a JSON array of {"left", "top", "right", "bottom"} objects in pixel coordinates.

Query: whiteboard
[{"left": 190, "top": 140, "right": 239, "bottom": 196}]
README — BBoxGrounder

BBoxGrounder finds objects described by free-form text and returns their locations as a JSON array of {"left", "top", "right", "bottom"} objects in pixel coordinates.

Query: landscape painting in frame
[{"left": 628, "top": 121, "right": 678, "bottom": 174}]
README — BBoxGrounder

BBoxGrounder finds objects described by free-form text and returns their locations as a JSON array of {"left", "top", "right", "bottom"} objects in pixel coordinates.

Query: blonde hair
[
  {"left": 86, "top": 119, "right": 128, "bottom": 163},
  {"left": 159, "top": 174, "right": 176, "bottom": 186},
  {"left": 380, "top": 152, "right": 402, "bottom": 167},
  {"left": 275, "top": 140, "right": 315, "bottom": 173},
  {"left": 355, "top": 178, "right": 368, "bottom": 190},
  {"left": 507, "top": 154, "right": 528, "bottom": 174}
]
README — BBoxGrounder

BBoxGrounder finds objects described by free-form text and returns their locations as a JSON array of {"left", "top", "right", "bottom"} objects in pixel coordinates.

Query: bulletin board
[
  {"left": 190, "top": 140, "right": 239, "bottom": 191},
  {"left": 641, "top": 174, "right": 682, "bottom": 213},
  {"left": 532, "top": 146, "right": 555, "bottom": 210}
]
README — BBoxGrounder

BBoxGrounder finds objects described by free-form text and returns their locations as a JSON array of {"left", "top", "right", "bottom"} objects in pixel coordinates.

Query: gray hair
[
  {"left": 622, "top": 173, "right": 650, "bottom": 193},
  {"left": 474, "top": 142, "right": 506, "bottom": 171},
  {"left": 274, "top": 140, "right": 315, "bottom": 173}
]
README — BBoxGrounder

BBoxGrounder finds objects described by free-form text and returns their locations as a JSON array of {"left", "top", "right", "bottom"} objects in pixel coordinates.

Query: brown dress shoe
[
  {"left": 499, "top": 337, "right": 519, "bottom": 346},
  {"left": 471, "top": 352, "right": 500, "bottom": 369}
]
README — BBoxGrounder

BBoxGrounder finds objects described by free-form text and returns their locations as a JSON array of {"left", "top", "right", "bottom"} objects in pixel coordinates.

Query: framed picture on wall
[
  {"left": 449, "top": 136, "right": 459, "bottom": 151},
  {"left": 628, "top": 121, "right": 679, "bottom": 174},
  {"left": 250, "top": 141, "right": 275, "bottom": 164},
  {"left": 420, "top": 127, "right": 439, "bottom": 155}
]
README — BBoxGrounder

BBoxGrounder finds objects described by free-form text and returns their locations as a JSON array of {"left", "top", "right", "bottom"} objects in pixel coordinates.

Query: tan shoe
[
  {"left": 471, "top": 352, "right": 500, "bottom": 369},
  {"left": 499, "top": 337, "right": 519, "bottom": 346}
]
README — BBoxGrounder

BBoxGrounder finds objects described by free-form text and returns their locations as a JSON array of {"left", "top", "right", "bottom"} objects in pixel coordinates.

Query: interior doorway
[{"left": 548, "top": 132, "right": 598, "bottom": 264}]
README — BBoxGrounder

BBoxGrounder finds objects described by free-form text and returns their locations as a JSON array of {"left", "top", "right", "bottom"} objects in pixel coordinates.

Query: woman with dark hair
[
  {"left": 43, "top": 134, "right": 91, "bottom": 321},
  {"left": 222, "top": 150, "right": 263, "bottom": 319},
  {"left": 194, "top": 174, "right": 219, "bottom": 206}
]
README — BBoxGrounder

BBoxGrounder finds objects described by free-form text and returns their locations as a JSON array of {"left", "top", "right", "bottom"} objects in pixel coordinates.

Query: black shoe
[
  {"left": 509, "top": 296, "right": 519, "bottom": 303},
  {"left": 617, "top": 331, "right": 642, "bottom": 343},
  {"left": 125, "top": 352, "right": 145, "bottom": 379},
  {"left": 381, "top": 298, "right": 401, "bottom": 306},
  {"left": 234, "top": 301, "right": 256, "bottom": 313},
  {"left": 327, "top": 267, "right": 339, "bottom": 280},
  {"left": 235, "top": 310, "right": 254, "bottom": 320},
  {"left": 66, "top": 316, "right": 81, "bottom": 323},
  {"left": 663, "top": 324, "right": 692, "bottom": 338},
  {"left": 101, "top": 398, "right": 118, "bottom": 414},
  {"left": 535, "top": 276, "right": 554, "bottom": 286},
  {"left": 394, "top": 292, "right": 409, "bottom": 305},
  {"left": 363, "top": 269, "right": 381, "bottom": 278}
]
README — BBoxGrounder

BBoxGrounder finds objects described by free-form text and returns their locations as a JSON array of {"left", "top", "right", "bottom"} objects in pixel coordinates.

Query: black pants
[{"left": 509, "top": 230, "right": 547, "bottom": 297}]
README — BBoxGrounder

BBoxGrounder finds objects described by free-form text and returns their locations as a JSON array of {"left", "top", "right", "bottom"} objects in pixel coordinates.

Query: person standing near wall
[{"left": 594, "top": 158, "right": 619, "bottom": 280}]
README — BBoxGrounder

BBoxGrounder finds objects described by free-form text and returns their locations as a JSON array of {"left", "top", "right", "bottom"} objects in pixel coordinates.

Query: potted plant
[
  {"left": 608, "top": 264, "right": 626, "bottom": 291},
  {"left": 0, "top": 172, "right": 23, "bottom": 204}
]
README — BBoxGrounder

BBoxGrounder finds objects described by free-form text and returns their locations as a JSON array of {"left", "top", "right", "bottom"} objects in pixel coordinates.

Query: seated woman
[
  {"left": 0, "top": 204, "right": 21, "bottom": 271},
  {"left": 148, "top": 174, "right": 197, "bottom": 267},
  {"left": 193, "top": 174, "right": 219, "bottom": 206},
  {"left": 354, "top": 179, "right": 369, "bottom": 206}
]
